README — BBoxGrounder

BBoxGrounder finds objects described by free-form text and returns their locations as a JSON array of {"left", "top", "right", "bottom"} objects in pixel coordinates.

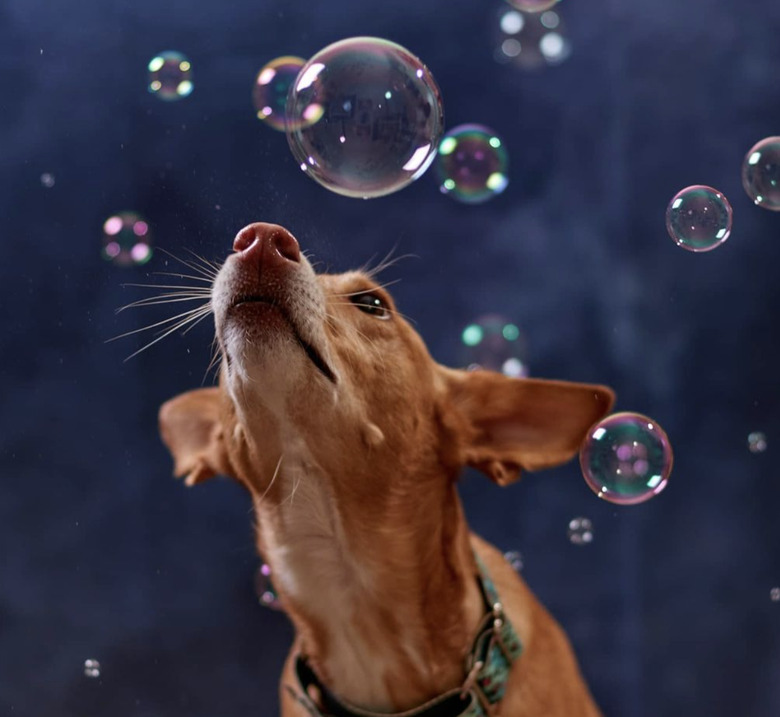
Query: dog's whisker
[
  {"left": 122, "top": 282, "right": 213, "bottom": 292},
  {"left": 108, "top": 304, "right": 211, "bottom": 342},
  {"left": 151, "top": 271, "right": 215, "bottom": 284},
  {"left": 117, "top": 293, "right": 212, "bottom": 313},
  {"left": 257, "top": 454, "right": 284, "bottom": 505},
  {"left": 331, "top": 278, "right": 403, "bottom": 298},
  {"left": 123, "top": 308, "right": 212, "bottom": 361},
  {"left": 158, "top": 247, "right": 220, "bottom": 280}
]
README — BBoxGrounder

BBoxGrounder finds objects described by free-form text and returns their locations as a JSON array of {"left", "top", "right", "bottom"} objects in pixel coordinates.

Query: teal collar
[{"left": 285, "top": 554, "right": 523, "bottom": 717}]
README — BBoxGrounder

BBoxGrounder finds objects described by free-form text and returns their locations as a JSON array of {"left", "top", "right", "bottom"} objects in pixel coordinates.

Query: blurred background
[{"left": 1, "top": 0, "right": 779, "bottom": 715}]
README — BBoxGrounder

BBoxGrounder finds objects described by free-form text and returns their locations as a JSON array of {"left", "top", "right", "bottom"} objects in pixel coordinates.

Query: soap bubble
[
  {"left": 665, "top": 185, "right": 732, "bottom": 252},
  {"left": 286, "top": 36, "right": 444, "bottom": 198},
  {"left": 580, "top": 412, "right": 673, "bottom": 505},
  {"left": 255, "top": 563, "right": 281, "bottom": 610},
  {"left": 748, "top": 432, "right": 767, "bottom": 453},
  {"left": 504, "top": 550, "right": 524, "bottom": 572},
  {"left": 462, "top": 314, "right": 529, "bottom": 377},
  {"left": 40, "top": 173, "right": 55, "bottom": 188},
  {"left": 148, "top": 51, "right": 193, "bottom": 101},
  {"left": 742, "top": 137, "right": 780, "bottom": 211},
  {"left": 507, "top": 0, "right": 559, "bottom": 11},
  {"left": 435, "top": 124, "right": 509, "bottom": 204},
  {"left": 253, "top": 56, "right": 307, "bottom": 131},
  {"left": 495, "top": 7, "right": 571, "bottom": 69},
  {"left": 567, "top": 517, "right": 594, "bottom": 545},
  {"left": 83, "top": 659, "right": 101, "bottom": 678},
  {"left": 101, "top": 212, "right": 153, "bottom": 266},
  {"left": 771, "top": 587, "right": 780, "bottom": 602}
]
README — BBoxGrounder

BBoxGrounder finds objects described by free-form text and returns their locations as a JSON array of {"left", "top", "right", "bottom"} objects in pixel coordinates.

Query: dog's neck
[{"left": 252, "top": 447, "right": 484, "bottom": 713}]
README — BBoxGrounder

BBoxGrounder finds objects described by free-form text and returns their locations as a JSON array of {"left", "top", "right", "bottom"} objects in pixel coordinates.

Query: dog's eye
[{"left": 349, "top": 292, "right": 391, "bottom": 320}]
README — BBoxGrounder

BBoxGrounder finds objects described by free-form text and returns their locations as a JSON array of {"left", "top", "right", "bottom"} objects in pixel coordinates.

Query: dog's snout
[{"left": 233, "top": 222, "right": 301, "bottom": 265}]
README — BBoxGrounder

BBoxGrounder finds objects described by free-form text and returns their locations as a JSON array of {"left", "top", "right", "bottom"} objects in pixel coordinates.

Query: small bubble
[
  {"left": 771, "top": 587, "right": 780, "bottom": 602},
  {"left": 461, "top": 314, "right": 529, "bottom": 377},
  {"left": 581, "top": 412, "right": 673, "bottom": 505},
  {"left": 255, "top": 563, "right": 282, "bottom": 610},
  {"left": 742, "top": 137, "right": 780, "bottom": 211},
  {"left": 567, "top": 517, "right": 594, "bottom": 545},
  {"left": 148, "top": 51, "right": 193, "bottom": 101},
  {"left": 83, "top": 659, "right": 101, "bottom": 678},
  {"left": 665, "top": 185, "right": 732, "bottom": 252},
  {"left": 253, "top": 56, "right": 307, "bottom": 131},
  {"left": 101, "top": 212, "right": 153, "bottom": 267},
  {"left": 504, "top": 550, "right": 524, "bottom": 572},
  {"left": 748, "top": 432, "right": 767, "bottom": 453},
  {"left": 40, "top": 173, "right": 55, "bottom": 188},
  {"left": 435, "top": 124, "right": 509, "bottom": 204}
]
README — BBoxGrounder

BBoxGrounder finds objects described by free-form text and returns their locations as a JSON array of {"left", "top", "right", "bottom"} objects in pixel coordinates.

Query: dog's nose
[{"left": 233, "top": 223, "right": 301, "bottom": 264}]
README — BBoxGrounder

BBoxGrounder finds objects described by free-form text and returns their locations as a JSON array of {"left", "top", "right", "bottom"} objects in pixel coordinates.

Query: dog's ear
[
  {"left": 158, "top": 387, "right": 233, "bottom": 487},
  {"left": 439, "top": 367, "right": 615, "bottom": 486}
]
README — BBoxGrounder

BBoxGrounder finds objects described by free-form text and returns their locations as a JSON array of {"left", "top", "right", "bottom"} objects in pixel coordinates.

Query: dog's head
[{"left": 159, "top": 222, "right": 614, "bottom": 505}]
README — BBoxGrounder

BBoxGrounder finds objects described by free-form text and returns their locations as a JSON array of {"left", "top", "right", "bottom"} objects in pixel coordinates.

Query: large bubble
[{"left": 285, "top": 37, "right": 444, "bottom": 199}]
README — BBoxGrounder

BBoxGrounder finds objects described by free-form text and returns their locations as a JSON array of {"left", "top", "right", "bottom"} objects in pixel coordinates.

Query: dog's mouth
[{"left": 230, "top": 295, "right": 336, "bottom": 384}]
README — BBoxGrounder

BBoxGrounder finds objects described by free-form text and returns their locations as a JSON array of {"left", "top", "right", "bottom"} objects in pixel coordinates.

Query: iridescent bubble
[
  {"left": 101, "top": 212, "right": 153, "bottom": 267},
  {"left": 495, "top": 7, "right": 571, "bottom": 69},
  {"left": 580, "top": 412, "right": 673, "bottom": 506},
  {"left": 286, "top": 37, "right": 444, "bottom": 198},
  {"left": 567, "top": 517, "right": 594, "bottom": 545},
  {"left": 665, "top": 185, "right": 732, "bottom": 252},
  {"left": 507, "top": 0, "right": 560, "bottom": 11},
  {"left": 83, "top": 659, "right": 101, "bottom": 678},
  {"left": 253, "top": 56, "right": 307, "bottom": 132},
  {"left": 771, "top": 587, "right": 780, "bottom": 602},
  {"left": 504, "top": 550, "right": 524, "bottom": 572},
  {"left": 742, "top": 137, "right": 780, "bottom": 211},
  {"left": 748, "top": 431, "right": 767, "bottom": 453},
  {"left": 255, "top": 563, "right": 281, "bottom": 610},
  {"left": 40, "top": 173, "right": 55, "bottom": 188},
  {"left": 435, "top": 124, "right": 509, "bottom": 204},
  {"left": 148, "top": 51, "right": 193, "bottom": 101},
  {"left": 462, "top": 314, "right": 529, "bottom": 377}
]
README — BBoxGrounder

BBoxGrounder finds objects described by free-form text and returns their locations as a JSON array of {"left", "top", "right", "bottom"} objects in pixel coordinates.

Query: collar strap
[{"left": 285, "top": 554, "right": 523, "bottom": 717}]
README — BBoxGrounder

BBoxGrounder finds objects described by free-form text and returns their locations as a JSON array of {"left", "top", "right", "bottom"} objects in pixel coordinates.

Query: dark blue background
[{"left": 1, "top": 0, "right": 779, "bottom": 715}]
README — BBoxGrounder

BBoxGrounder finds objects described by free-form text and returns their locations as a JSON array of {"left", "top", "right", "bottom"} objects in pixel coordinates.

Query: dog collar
[{"left": 285, "top": 554, "right": 523, "bottom": 717}]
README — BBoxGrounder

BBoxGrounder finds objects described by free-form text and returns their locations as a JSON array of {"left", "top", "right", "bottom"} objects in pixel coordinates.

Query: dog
[{"left": 159, "top": 222, "right": 613, "bottom": 716}]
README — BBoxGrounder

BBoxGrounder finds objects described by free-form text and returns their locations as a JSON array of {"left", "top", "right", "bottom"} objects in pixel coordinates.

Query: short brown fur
[{"left": 159, "top": 223, "right": 613, "bottom": 716}]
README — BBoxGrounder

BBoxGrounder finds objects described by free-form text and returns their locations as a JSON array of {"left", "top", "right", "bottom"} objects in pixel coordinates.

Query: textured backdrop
[{"left": 1, "top": 0, "right": 779, "bottom": 715}]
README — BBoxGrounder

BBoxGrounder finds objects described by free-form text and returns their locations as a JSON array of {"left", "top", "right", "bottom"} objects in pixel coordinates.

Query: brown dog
[{"left": 159, "top": 223, "right": 613, "bottom": 716}]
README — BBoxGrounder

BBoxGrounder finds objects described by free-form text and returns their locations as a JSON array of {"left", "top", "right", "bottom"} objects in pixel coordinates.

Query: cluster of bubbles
[
  {"left": 504, "top": 550, "right": 524, "bottom": 572},
  {"left": 255, "top": 563, "right": 281, "bottom": 610},
  {"left": 435, "top": 124, "right": 509, "bottom": 203},
  {"left": 579, "top": 412, "right": 673, "bottom": 505},
  {"left": 101, "top": 212, "right": 153, "bottom": 267},
  {"left": 748, "top": 431, "right": 767, "bottom": 453},
  {"left": 666, "top": 136, "right": 780, "bottom": 252},
  {"left": 494, "top": 5, "right": 571, "bottom": 69},
  {"left": 147, "top": 51, "right": 193, "bottom": 101},
  {"left": 461, "top": 314, "right": 529, "bottom": 377},
  {"left": 567, "top": 517, "right": 594, "bottom": 545},
  {"left": 83, "top": 659, "right": 101, "bottom": 678}
]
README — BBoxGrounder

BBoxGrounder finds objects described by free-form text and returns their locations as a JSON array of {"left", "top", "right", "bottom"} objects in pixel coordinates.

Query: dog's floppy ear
[
  {"left": 158, "top": 387, "right": 233, "bottom": 487},
  {"left": 439, "top": 367, "right": 615, "bottom": 486}
]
